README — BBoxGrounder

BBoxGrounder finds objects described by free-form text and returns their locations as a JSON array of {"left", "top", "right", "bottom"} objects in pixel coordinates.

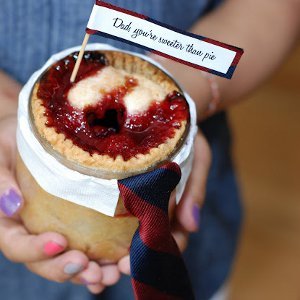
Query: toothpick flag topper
[{"left": 70, "top": 0, "right": 244, "bottom": 82}]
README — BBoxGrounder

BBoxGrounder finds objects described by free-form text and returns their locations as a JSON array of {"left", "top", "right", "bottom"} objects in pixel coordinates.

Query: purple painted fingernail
[
  {"left": 192, "top": 204, "right": 200, "bottom": 228},
  {"left": 0, "top": 188, "right": 22, "bottom": 217}
]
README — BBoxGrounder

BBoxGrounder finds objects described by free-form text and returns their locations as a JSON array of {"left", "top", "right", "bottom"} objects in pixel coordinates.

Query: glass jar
[{"left": 16, "top": 152, "right": 140, "bottom": 261}]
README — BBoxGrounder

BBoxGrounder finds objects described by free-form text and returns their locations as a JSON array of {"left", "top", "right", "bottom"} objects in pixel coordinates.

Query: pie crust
[{"left": 31, "top": 51, "right": 189, "bottom": 179}]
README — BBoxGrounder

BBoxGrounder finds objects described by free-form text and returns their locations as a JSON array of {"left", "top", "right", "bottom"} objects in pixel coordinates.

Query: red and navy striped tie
[{"left": 118, "top": 162, "right": 195, "bottom": 300}]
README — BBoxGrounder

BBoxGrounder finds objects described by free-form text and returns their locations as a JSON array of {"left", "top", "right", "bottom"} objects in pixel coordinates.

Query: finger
[
  {"left": 71, "top": 261, "right": 106, "bottom": 294},
  {"left": 0, "top": 115, "right": 18, "bottom": 171},
  {"left": 101, "top": 264, "right": 121, "bottom": 286},
  {"left": 26, "top": 250, "right": 89, "bottom": 283},
  {"left": 72, "top": 261, "right": 102, "bottom": 285},
  {"left": 171, "top": 222, "right": 189, "bottom": 253},
  {"left": 86, "top": 283, "right": 106, "bottom": 294},
  {"left": 176, "top": 131, "right": 212, "bottom": 232},
  {"left": 0, "top": 118, "right": 21, "bottom": 218},
  {"left": 0, "top": 217, "right": 67, "bottom": 263},
  {"left": 0, "top": 167, "right": 23, "bottom": 218},
  {"left": 118, "top": 255, "right": 130, "bottom": 275}
]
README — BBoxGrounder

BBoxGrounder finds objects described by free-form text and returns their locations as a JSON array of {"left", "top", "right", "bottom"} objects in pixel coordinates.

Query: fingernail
[
  {"left": 80, "top": 278, "right": 90, "bottom": 285},
  {"left": 64, "top": 263, "right": 84, "bottom": 275},
  {"left": 80, "top": 278, "right": 97, "bottom": 286},
  {"left": 192, "top": 204, "right": 200, "bottom": 228},
  {"left": 44, "top": 241, "right": 64, "bottom": 256},
  {"left": 0, "top": 188, "right": 22, "bottom": 217}
]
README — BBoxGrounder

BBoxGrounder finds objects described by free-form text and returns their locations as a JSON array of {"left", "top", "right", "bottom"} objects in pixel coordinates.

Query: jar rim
[{"left": 28, "top": 49, "right": 190, "bottom": 180}]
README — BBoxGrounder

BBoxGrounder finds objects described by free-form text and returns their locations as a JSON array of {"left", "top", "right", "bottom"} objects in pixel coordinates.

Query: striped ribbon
[{"left": 118, "top": 162, "right": 195, "bottom": 300}]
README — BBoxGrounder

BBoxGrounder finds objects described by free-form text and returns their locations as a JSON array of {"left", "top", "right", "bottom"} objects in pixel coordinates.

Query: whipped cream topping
[{"left": 68, "top": 66, "right": 167, "bottom": 115}]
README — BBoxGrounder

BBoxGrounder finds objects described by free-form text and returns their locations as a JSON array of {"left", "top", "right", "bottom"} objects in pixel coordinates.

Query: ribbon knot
[{"left": 118, "top": 162, "right": 195, "bottom": 300}]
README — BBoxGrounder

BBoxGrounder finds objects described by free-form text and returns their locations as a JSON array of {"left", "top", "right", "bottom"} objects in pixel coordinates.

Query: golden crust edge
[{"left": 31, "top": 51, "right": 188, "bottom": 176}]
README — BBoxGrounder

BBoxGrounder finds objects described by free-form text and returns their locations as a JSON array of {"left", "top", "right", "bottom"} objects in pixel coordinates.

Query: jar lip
[{"left": 28, "top": 49, "right": 190, "bottom": 180}]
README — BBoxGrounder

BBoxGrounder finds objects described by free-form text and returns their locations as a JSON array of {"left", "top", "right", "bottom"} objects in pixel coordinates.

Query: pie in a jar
[{"left": 31, "top": 51, "right": 190, "bottom": 178}]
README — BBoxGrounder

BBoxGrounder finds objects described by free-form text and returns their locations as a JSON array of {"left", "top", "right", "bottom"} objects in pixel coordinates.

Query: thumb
[
  {"left": 0, "top": 167, "right": 23, "bottom": 217},
  {"left": 176, "top": 131, "right": 212, "bottom": 232},
  {"left": 0, "top": 116, "right": 22, "bottom": 217}
]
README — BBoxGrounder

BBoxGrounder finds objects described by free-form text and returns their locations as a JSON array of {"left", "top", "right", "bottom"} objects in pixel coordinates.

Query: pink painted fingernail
[
  {"left": 0, "top": 188, "right": 22, "bottom": 217},
  {"left": 44, "top": 241, "right": 64, "bottom": 256}
]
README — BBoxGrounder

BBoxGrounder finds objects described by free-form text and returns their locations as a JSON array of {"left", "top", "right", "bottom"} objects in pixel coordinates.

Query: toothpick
[{"left": 70, "top": 33, "right": 90, "bottom": 83}]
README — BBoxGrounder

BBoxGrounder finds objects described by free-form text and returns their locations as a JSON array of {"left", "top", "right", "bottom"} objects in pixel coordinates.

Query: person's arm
[
  {"left": 0, "top": 71, "right": 120, "bottom": 294},
  {"left": 154, "top": 0, "right": 300, "bottom": 119}
]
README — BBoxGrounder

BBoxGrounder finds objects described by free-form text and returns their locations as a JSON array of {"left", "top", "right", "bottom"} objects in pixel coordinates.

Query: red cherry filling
[{"left": 37, "top": 51, "right": 189, "bottom": 161}]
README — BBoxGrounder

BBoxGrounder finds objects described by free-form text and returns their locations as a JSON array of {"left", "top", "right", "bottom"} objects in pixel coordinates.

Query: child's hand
[{"left": 0, "top": 116, "right": 120, "bottom": 294}]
